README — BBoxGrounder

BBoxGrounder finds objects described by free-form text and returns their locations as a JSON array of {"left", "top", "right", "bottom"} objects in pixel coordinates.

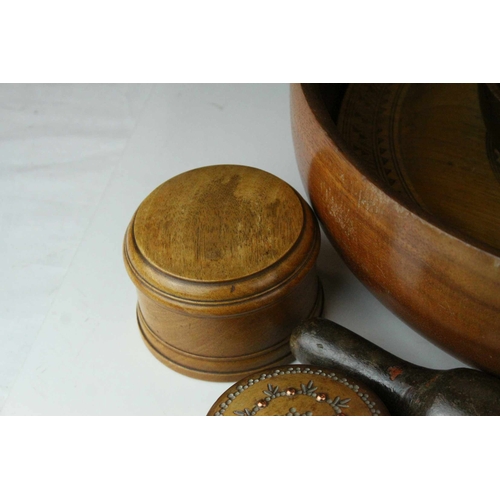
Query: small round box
[{"left": 123, "top": 165, "right": 323, "bottom": 381}]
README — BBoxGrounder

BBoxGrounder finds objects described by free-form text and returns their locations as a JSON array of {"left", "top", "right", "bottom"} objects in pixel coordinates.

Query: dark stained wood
[
  {"left": 478, "top": 83, "right": 500, "bottom": 152},
  {"left": 291, "top": 83, "right": 500, "bottom": 376},
  {"left": 207, "top": 364, "right": 389, "bottom": 416},
  {"left": 291, "top": 318, "right": 500, "bottom": 416},
  {"left": 124, "top": 165, "right": 323, "bottom": 381}
]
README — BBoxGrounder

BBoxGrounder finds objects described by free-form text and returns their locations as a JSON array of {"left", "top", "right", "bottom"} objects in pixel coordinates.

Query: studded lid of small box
[
  {"left": 207, "top": 365, "right": 390, "bottom": 416},
  {"left": 123, "top": 165, "right": 323, "bottom": 381}
]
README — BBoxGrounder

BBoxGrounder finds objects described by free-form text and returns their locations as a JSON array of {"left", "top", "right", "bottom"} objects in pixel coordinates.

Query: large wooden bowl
[{"left": 291, "top": 83, "right": 500, "bottom": 376}]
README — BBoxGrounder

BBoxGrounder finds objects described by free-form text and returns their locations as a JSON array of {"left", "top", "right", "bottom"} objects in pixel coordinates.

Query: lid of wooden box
[
  {"left": 207, "top": 365, "right": 390, "bottom": 416},
  {"left": 124, "top": 165, "right": 320, "bottom": 309}
]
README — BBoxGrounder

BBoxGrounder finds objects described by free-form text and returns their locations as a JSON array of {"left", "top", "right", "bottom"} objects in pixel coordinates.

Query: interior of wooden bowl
[
  {"left": 478, "top": 83, "right": 500, "bottom": 151},
  {"left": 304, "top": 83, "right": 500, "bottom": 260}
]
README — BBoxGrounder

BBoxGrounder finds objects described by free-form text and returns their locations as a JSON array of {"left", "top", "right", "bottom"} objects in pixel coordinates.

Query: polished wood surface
[
  {"left": 292, "top": 318, "right": 500, "bottom": 416},
  {"left": 291, "top": 84, "right": 500, "bottom": 376},
  {"left": 207, "top": 364, "right": 389, "bottom": 416},
  {"left": 134, "top": 164, "right": 304, "bottom": 281},
  {"left": 478, "top": 83, "right": 500, "bottom": 152},
  {"left": 338, "top": 83, "right": 500, "bottom": 249},
  {"left": 124, "top": 165, "right": 323, "bottom": 381}
]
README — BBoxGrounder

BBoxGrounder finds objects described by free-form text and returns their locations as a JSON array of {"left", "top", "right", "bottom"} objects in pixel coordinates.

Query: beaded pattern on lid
[{"left": 209, "top": 366, "right": 386, "bottom": 416}]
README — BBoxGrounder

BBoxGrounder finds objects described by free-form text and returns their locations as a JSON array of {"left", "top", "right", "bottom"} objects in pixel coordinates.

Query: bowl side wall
[{"left": 291, "top": 83, "right": 500, "bottom": 376}]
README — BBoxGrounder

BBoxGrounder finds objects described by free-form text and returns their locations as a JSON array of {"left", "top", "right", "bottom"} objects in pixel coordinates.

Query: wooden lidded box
[{"left": 123, "top": 165, "right": 323, "bottom": 381}]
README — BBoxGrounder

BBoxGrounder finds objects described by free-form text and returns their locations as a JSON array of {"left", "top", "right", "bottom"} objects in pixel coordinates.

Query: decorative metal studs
[{"left": 213, "top": 366, "right": 382, "bottom": 416}]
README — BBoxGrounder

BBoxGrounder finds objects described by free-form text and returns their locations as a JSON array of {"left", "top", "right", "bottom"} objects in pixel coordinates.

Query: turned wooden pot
[
  {"left": 291, "top": 83, "right": 500, "bottom": 376},
  {"left": 123, "top": 164, "right": 323, "bottom": 381}
]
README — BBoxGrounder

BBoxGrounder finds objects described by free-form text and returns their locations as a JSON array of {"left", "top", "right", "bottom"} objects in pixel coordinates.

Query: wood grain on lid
[{"left": 133, "top": 165, "right": 304, "bottom": 282}]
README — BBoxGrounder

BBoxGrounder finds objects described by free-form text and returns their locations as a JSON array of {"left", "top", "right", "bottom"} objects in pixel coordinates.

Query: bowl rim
[{"left": 299, "top": 83, "right": 500, "bottom": 260}]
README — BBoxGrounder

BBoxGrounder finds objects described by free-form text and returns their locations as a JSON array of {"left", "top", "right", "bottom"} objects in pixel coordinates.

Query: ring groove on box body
[{"left": 123, "top": 165, "right": 324, "bottom": 381}]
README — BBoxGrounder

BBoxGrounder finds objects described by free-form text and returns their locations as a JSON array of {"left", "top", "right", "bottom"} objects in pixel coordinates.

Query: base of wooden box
[{"left": 136, "top": 281, "right": 324, "bottom": 382}]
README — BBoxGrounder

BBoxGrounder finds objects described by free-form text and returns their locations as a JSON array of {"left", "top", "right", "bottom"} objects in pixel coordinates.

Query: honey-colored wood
[
  {"left": 133, "top": 164, "right": 304, "bottom": 282},
  {"left": 338, "top": 84, "right": 500, "bottom": 249},
  {"left": 124, "top": 165, "right": 323, "bottom": 381},
  {"left": 207, "top": 364, "right": 389, "bottom": 416},
  {"left": 291, "top": 84, "right": 500, "bottom": 376}
]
